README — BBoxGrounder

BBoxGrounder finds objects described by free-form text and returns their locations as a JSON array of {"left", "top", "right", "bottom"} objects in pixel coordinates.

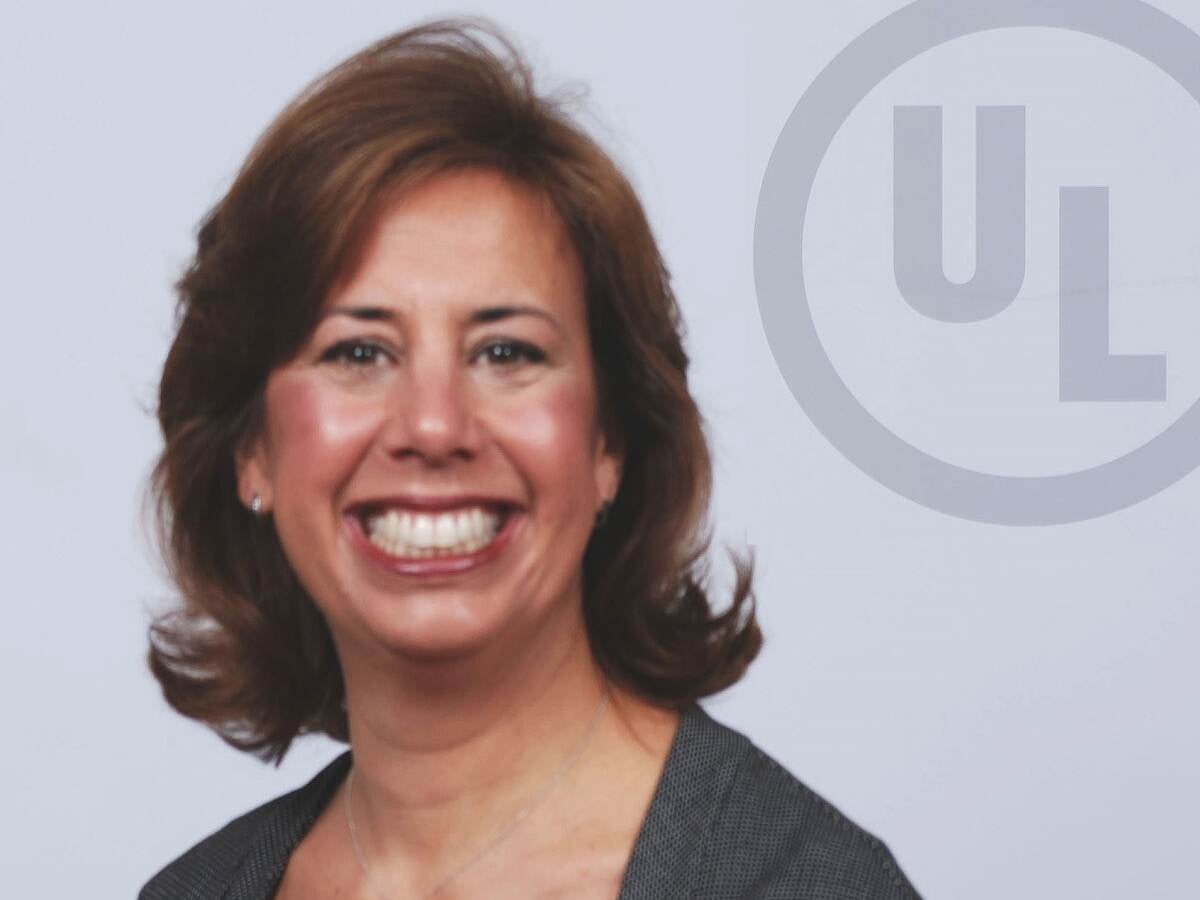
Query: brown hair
[{"left": 149, "top": 18, "right": 761, "bottom": 764}]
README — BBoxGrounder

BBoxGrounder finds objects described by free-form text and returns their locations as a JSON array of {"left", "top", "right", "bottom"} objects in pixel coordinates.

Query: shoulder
[
  {"left": 711, "top": 735, "right": 920, "bottom": 898},
  {"left": 138, "top": 751, "right": 352, "bottom": 900},
  {"left": 647, "top": 705, "right": 921, "bottom": 899}
]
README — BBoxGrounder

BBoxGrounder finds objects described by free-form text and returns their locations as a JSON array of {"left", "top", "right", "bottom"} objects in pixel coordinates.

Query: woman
[{"left": 141, "top": 19, "right": 920, "bottom": 900}]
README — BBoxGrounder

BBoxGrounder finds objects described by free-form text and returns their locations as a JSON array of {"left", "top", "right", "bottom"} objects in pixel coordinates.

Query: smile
[
  {"left": 346, "top": 498, "right": 522, "bottom": 576},
  {"left": 365, "top": 506, "right": 502, "bottom": 558}
]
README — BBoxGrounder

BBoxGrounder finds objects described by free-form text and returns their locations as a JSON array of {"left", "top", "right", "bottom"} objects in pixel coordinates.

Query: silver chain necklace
[{"left": 344, "top": 689, "right": 610, "bottom": 899}]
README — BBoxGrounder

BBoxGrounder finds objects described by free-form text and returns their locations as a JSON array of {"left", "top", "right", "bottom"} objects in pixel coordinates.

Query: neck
[{"left": 333, "top": 599, "right": 620, "bottom": 890}]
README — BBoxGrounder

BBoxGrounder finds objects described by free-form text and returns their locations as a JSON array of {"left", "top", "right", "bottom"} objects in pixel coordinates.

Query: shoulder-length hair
[{"left": 149, "top": 18, "right": 761, "bottom": 763}]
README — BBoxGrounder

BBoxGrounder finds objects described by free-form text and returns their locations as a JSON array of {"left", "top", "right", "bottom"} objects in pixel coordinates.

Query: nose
[{"left": 379, "top": 352, "right": 482, "bottom": 465}]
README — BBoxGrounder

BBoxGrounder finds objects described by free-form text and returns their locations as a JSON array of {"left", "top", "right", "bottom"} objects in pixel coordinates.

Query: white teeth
[
  {"left": 365, "top": 506, "right": 504, "bottom": 558},
  {"left": 434, "top": 515, "right": 457, "bottom": 548},
  {"left": 412, "top": 514, "right": 434, "bottom": 547}
]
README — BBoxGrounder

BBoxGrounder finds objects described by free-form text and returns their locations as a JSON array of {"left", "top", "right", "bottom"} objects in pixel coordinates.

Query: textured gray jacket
[{"left": 140, "top": 704, "right": 922, "bottom": 898}]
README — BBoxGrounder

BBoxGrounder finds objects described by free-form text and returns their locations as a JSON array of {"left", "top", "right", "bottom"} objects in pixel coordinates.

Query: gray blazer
[{"left": 140, "top": 704, "right": 922, "bottom": 898}]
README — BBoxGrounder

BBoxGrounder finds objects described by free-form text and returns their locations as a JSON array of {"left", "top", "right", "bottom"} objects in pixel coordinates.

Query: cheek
[
  {"left": 491, "top": 380, "right": 601, "bottom": 496},
  {"left": 264, "top": 376, "right": 383, "bottom": 495}
]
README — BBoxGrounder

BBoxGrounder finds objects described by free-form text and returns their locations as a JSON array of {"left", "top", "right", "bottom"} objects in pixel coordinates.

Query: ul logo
[
  {"left": 754, "top": 0, "right": 1200, "bottom": 525},
  {"left": 893, "top": 105, "right": 1165, "bottom": 401}
]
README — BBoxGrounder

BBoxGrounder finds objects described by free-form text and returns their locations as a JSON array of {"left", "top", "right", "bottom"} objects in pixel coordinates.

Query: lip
[
  {"left": 348, "top": 494, "right": 520, "bottom": 515},
  {"left": 344, "top": 503, "right": 523, "bottom": 577}
]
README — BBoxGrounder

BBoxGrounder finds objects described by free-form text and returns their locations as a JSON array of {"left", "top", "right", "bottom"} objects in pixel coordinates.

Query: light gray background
[{"left": 3, "top": 2, "right": 1197, "bottom": 897}]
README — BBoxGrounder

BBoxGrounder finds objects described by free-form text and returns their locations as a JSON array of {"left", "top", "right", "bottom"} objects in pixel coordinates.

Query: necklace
[{"left": 345, "top": 688, "right": 610, "bottom": 899}]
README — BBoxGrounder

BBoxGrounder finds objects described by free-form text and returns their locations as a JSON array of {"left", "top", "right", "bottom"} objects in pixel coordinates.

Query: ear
[
  {"left": 234, "top": 428, "right": 273, "bottom": 514},
  {"left": 592, "top": 427, "right": 624, "bottom": 508}
]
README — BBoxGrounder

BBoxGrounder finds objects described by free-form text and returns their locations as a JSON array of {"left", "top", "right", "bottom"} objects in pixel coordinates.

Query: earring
[{"left": 250, "top": 493, "right": 263, "bottom": 516}]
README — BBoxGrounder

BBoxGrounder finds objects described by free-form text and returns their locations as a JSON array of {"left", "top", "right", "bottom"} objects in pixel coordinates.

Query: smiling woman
[
  {"left": 140, "top": 17, "right": 920, "bottom": 900},
  {"left": 246, "top": 168, "right": 622, "bottom": 667}
]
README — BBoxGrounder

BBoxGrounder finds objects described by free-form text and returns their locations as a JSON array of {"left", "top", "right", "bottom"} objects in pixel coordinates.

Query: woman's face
[{"left": 238, "top": 168, "right": 621, "bottom": 662}]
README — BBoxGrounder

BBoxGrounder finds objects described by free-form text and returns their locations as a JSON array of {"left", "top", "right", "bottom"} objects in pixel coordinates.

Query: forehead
[{"left": 329, "top": 168, "right": 584, "bottom": 318}]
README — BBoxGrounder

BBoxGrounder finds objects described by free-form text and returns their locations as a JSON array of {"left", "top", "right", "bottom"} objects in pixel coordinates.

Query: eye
[
  {"left": 319, "top": 338, "right": 394, "bottom": 369},
  {"left": 475, "top": 339, "right": 547, "bottom": 367}
]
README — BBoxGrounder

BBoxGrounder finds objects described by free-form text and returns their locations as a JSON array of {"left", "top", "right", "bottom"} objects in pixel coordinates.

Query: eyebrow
[{"left": 323, "top": 304, "right": 563, "bottom": 331}]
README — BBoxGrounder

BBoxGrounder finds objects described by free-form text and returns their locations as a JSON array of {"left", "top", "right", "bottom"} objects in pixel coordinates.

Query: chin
[{"left": 345, "top": 589, "right": 521, "bottom": 662}]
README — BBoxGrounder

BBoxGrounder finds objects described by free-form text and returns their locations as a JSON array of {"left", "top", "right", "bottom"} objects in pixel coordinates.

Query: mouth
[{"left": 345, "top": 499, "right": 521, "bottom": 574}]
